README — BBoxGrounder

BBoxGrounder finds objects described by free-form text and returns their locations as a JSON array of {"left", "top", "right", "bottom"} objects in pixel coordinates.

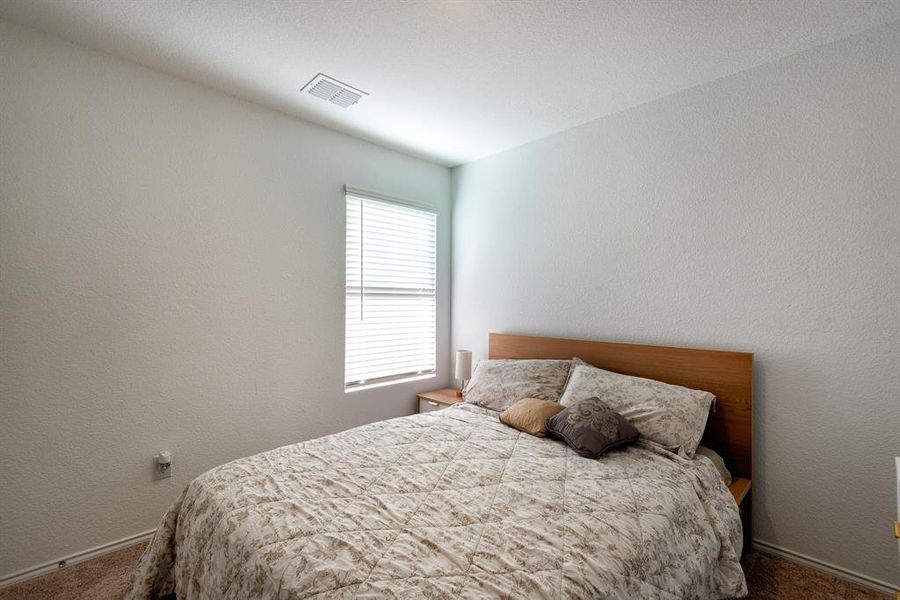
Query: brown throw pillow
[
  {"left": 546, "top": 396, "right": 639, "bottom": 458},
  {"left": 499, "top": 398, "right": 564, "bottom": 437}
]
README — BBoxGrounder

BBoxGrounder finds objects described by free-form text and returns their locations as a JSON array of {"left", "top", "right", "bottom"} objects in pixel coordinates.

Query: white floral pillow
[
  {"left": 463, "top": 359, "right": 571, "bottom": 412},
  {"left": 559, "top": 360, "right": 713, "bottom": 458}
]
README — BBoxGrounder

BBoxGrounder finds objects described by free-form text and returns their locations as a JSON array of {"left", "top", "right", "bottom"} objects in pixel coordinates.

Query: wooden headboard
[{"left": 489, "top": 333, "right": 753, "bottom": 480}]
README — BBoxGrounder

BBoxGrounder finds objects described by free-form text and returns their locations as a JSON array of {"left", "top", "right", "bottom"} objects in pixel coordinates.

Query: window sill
[{"left": 344, "top": 373, "right": 436, "bottom": 393}]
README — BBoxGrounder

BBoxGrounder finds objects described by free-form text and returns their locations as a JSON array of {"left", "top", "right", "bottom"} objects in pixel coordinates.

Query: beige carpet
[
  {"left": 0, "top": 543, "right": 146, "bottom": 600},
  {"left": 0, "top": 543, "right": 889, "bottom": 599}
]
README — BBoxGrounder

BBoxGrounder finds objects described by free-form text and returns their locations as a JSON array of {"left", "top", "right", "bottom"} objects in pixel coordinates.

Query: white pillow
[
  {"left": 463, "top": 359, "right": 571, "bottom": 412},
  {"left": 695, "top": 446, "right": 732, "bottom": 486},
  {"left": 559, "top": 361, "right": 713, "bottom": 458}
]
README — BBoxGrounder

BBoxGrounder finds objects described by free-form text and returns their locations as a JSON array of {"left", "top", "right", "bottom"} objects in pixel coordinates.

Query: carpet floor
[{"left": 0, "top": 543, "right": 888, "bottom": 599}]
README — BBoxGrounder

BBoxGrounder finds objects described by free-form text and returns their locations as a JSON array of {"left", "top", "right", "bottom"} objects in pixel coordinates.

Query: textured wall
[
  {"left": 452, "top": 23, "right": 900, "bottom": 587},
  {"left": 0, "top": 21, "right": 450, "bottom": 576}
]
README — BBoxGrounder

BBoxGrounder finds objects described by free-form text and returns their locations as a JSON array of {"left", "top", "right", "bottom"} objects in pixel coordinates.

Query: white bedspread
[{"left": 127, "top": 403, "right": 746, "bottom": 599}]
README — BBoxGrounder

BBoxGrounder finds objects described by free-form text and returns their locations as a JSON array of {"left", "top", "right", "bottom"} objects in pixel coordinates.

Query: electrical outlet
[{"left": 153, "top": 450, "right": 172, "bottom": 480}]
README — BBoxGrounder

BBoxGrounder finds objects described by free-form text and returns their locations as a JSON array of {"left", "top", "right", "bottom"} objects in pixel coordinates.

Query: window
[{"left": 344, "top": 188, "right": 436, "bottom": 390}]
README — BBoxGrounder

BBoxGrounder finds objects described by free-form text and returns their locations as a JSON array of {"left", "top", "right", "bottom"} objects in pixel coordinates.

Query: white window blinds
[{"left": 345, "top": 191, "right": 436, "bottom": 389}]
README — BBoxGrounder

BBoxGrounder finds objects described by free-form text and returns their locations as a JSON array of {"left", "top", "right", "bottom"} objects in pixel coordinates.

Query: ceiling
[{"left": 2, "top": 1, "right": 899, "bottom": 166}]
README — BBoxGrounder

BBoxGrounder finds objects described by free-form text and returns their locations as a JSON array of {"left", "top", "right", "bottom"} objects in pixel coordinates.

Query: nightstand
[
  {"left": 417, "top": 388, "right": 462, "bottom": 413},
  {"left": 729, "top": 478, "right": 751, "bottom": 513},
  {"left": 729, "top": 477, "right": 752, "bottom": 553}
]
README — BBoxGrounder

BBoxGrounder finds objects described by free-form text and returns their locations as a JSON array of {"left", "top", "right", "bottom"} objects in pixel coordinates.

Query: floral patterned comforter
[{"left": 127, "top": 403, "right": 746, "bottom": 599}]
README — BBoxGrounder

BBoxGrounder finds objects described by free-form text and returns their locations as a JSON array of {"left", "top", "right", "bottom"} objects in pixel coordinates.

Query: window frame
[{"left": 343, "top": 185, "right": 438, "bottom": 392}]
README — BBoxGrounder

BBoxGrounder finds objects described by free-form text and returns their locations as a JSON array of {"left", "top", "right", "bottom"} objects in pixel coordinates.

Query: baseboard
[
  {"left": 753, "top": 538, "right": 899, "bottom": 597},
  {"left": 0, "top": 529, "right": 156, "bottom": 589},
  {"left": 2, "top": 530, "right": 896, "bottom": 594}
]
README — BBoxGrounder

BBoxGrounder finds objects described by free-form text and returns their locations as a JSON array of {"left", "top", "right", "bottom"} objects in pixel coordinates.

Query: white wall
[
  {"left": 0, "top": 21, "right": 450, "bottom": 577},
  {"left": 452, "top": 22, "right": 900, "bottom": 588}
]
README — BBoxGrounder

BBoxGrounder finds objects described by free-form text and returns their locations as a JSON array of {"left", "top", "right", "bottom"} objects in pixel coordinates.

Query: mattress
[{"left": 127, "top": 403, "right": 746, "bottom": 599}]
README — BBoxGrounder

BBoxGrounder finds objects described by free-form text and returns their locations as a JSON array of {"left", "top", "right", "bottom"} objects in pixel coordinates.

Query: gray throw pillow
[{"left": 546, "top": 397, "right": 639, "bottom": 459}]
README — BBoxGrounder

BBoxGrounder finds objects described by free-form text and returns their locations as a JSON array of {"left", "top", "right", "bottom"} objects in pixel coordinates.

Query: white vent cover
[{"left": 302, "top": 73, "right": 368, "bottom": 108}]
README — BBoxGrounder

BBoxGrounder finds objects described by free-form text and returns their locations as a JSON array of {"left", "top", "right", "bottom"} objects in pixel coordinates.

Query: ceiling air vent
[{"left": 302, "top": 73, "right": 368, "bottom": 108}]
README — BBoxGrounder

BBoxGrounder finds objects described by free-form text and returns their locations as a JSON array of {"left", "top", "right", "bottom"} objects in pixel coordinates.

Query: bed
[{"left": 127, "top": 333, "right": 753, "bottom": 599}]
